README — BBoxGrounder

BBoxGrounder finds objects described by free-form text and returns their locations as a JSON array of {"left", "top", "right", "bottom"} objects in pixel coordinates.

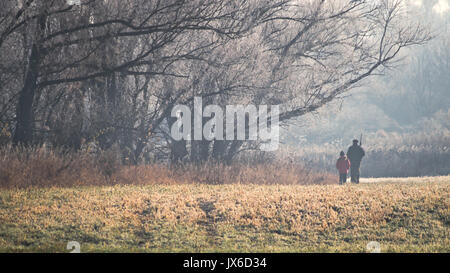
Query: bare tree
[
  {"left": 162, "top": 0, "right": 431, "bottom": 163},
  {"left": 2, "top": 0, "right": 278, "bottom": 145},
  {"left": 0, "top": 0, "right": 432, "bottom": 165}
]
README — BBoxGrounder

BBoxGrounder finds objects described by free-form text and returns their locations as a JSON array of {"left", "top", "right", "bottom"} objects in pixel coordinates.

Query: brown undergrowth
[{"left": 0, "top": 145, "right": 335, "bottom": 188}]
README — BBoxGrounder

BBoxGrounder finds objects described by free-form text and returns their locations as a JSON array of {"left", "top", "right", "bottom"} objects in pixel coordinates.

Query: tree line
[{"left": 0, "top": 0, "right": 430, "bottom": 164}]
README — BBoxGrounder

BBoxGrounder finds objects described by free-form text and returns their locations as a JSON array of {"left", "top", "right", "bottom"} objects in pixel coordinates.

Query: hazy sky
[
  {"left": 434, "top": 0, "right": 450, "bottom": 14},
  {"left": 410, "top": 0, "right": 450, "bottom": 14}
]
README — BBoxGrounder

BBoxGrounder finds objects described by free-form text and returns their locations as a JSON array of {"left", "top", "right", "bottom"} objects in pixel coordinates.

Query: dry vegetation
[
  {"left": 0, "top": 180, "right": 448, "bottom": 252},
  {"left": 282, "top": 131, "right": 450, "bottom": 178},
  {"left": 0, "top": 145, "right": 335, "bottom": 188},
  {"left": 0, "top": 146, "right": 448, "bottom": 252},
  {"left": 361, "top": 176, "right": 450, "bottom": 184}
]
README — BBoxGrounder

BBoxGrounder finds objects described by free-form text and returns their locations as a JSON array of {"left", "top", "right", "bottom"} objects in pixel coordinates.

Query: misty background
[
  {"left": 283, "top": 0, "right": 449, "bottom": 146},
  {"left": 276, "top": 1, "right": 450, "bottom": 177},
  {"left": 0, "top": 0, "right": 448, "bottom": 182}
]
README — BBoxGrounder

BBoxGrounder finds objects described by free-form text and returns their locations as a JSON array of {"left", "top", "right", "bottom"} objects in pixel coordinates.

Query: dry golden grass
[
  {"left": 0, "top": 179, "right": 448, "bottom": 252},
  {"left": 0, "top": 145, "right": 336, "bottom": 188},
  {"left": 361, "top": 176, "right": 450, "bottom": 184},
  {"left": 0, "top": 146, "right": 448, "bottom": 252}
]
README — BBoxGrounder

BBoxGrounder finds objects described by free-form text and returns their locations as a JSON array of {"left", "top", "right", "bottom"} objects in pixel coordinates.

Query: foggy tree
[
  {"left": 165, "top": 0, "right": 431, "bottom": 163},
  {"left": 363, "top": 1, "right": 449, "bottom": 125},
  {"left": 0, "top": 0, "right": 432, "bottom": 164},
  {"left": 1, "top": 0, "right": 278, "bottom": 145}
]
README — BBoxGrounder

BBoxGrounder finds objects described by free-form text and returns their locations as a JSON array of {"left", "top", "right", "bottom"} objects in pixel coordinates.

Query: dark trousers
[
  {"left": 339, "top": 173, "right": 347, "bottom": 185},
  {"left": 350, "top": 162, "right": 361, "bottom": 183}
]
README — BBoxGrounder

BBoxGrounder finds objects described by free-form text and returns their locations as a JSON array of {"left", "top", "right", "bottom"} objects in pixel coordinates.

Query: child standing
[{"left": 336, "top": 151, "right": 351, "bottom": 185}]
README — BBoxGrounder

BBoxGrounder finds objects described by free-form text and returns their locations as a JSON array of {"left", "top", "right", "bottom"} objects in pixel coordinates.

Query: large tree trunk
[
  {"left": 168, "top": 115, "right": 188, "bottom": 164},
  {"left": 170, "top": 138, "right": 188, "bottom": 164},
  {"left": 225, "top": 140, "right": 243, "bottom": 164},
  {"left": 13, "top": 44, "right": 40, "bottom": 145},
  {"left": 212, "top": 140, "right": 227, "bottom": 161},
  {"left": 190, "top": 139, "right": 210, "bottom": 163}
]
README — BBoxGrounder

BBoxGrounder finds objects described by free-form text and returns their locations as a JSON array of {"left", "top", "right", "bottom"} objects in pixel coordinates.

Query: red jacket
[{"left": 336, "top": 156, "right": 351, "bottom": 174}]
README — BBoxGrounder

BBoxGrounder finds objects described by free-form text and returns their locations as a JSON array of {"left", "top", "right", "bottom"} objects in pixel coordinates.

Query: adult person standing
[{"left": 347, "top": 139, "right": 365, "bottom": 184}]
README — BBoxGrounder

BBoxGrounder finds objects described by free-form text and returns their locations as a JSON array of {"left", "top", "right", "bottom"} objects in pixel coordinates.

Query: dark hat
[{"left": 353, "top": 139, "right": 359, "bottom": 143}]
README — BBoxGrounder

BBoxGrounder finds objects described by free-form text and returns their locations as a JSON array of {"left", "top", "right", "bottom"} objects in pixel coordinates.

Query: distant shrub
[
  {"left": 0, "top": 145, "right": 104, "bottom": 188},
  {"left": 0, "top": 145, "right": 336, "bottom": 188}
]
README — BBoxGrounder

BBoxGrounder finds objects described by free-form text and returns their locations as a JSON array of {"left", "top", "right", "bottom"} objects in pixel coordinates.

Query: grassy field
[{"left": 0, "top": 176, "right": 448, "bottom": 253}]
